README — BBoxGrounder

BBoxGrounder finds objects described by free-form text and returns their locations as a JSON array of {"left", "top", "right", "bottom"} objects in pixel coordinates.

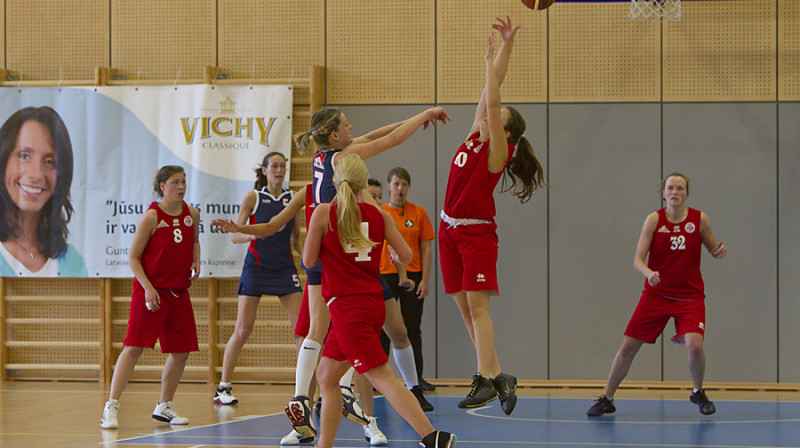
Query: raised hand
[{"left": 492, "top": 15, "right": 520, "bottom": 43}]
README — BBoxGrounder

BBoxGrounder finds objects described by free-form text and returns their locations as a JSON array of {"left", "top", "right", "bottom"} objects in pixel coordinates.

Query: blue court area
[{"left": 112, "top": 396, "right": 800, "bottom": 447}]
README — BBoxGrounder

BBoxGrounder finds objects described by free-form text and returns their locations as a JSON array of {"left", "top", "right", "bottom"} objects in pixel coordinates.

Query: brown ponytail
[{"left": 500, "top": 106, "right": 546, "bottom": 203}]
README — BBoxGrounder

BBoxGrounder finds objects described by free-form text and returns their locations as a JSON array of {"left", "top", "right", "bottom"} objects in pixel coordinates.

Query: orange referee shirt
[{"left": 378, "top": 201, "right": 435, "bottom": 274}]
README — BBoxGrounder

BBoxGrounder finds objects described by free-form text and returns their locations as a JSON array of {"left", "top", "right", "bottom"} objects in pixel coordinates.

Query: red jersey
[
  {"left": 135, "top": 201, "right": 195, "bottom": 290},
  {"left": 320, "top": 202, "right": 385, "bottom": 299},
  {"left": 645, "top": 207, "right": 705, "bottom": 300},
  {"left": 442, "top": 132, "right": 514, "bottom": 221}
]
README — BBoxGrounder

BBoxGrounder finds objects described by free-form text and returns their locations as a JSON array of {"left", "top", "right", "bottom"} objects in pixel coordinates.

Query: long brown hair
[
  {"left": 500, "top": 106, "right": 546, "bottom": 203},
  {"left": 0, "top": 106, "right": 75, "bottom": 258}
]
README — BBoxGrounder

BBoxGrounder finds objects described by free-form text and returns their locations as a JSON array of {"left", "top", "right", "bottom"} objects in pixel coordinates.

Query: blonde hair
[
  {"left": 293, "top": 108, "right": 342, "bottom": 155},
  {"left": 333, "top": 154, "right": 376, "bottom": 251}
]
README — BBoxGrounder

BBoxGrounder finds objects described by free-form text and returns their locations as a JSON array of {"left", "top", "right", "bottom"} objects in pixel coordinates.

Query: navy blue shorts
[
  {"left": 379, "top": 273, "right": 394, "bottom": 301},
  {"left": 237, "top": 265, "right": 302, "bottom": 297}
]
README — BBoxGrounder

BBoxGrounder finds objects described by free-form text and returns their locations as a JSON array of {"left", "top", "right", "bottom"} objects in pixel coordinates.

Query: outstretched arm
[
  {"left": 212, "top": 187, "right": 307, "bottom": 237},
  {"left": 471, "top": 16, "right": 519, "bottom": 134},
  {"left": 341, "top": 106, "right": 449, "bottom": 161},
  {"left": 485, "top": 34, "right": 509, "bottom": 173},
  {"left": 352, "top": 120, "right": 407, "bottom": 145}
]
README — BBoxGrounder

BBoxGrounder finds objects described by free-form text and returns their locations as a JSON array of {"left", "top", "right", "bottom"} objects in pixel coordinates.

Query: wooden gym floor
[{"left": 3, "top": 379, "right": 800, "bottom": 448}]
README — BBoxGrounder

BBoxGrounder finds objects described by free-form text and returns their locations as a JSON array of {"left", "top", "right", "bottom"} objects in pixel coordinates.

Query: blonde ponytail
[
  {"left": 333, "top": 155, "right": 376, "bottom": 251},
  {"left": 294, "top": 108, "right": 343, "bottom": 155}
]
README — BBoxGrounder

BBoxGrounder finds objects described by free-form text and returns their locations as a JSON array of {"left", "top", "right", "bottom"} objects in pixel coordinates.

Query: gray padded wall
[
  {"left": 778, "top": 103, "right": 800, "bottom": 382},
  {"left": 662, "top": 103, "right": 777, "bottom": 383},
  {"left": 549, "top": 104, "right": 663, "bottom": 380},
  {"left": 333, "top": 101, "right": 790, "bottom": 383},
  {"left": 492, "top": 103, "right": 549, "bottom": 380}
]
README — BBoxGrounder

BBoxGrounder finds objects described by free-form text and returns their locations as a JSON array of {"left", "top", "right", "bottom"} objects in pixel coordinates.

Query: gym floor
[{"left": 3, "top": 380, "right": 800, "bottom": 447}]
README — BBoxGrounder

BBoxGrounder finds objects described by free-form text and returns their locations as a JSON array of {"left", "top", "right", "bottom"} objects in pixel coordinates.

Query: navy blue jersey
[
  {"left": 244, "top": 188, "right": 295, "bottom": 271},
  {"left": 312, "top": 148, "right": 342, "bottom": 205}
]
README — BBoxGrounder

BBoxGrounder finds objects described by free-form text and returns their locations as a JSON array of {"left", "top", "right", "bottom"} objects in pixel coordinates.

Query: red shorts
[
  {"left": 438, "top": 220, "right": 499, "bottom": 295},
  {"left": 294, "top": 284, "right": 310, "bottom": 337},
  {"left": 624, "top": 289, "right": 706, "bottom": 344},
  {"left": 322, "top": 293, "right": 388, "bottom": 374},
  {"left": 123, "top": 282, "right": 198, "bottom": 353}
]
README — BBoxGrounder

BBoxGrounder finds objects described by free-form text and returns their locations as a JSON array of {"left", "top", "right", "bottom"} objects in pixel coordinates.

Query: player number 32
[{"left": 670, "top": 235, "right": 686, "bottom": 251}]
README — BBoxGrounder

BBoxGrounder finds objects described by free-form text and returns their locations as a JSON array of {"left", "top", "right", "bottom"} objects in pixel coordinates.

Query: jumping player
[
  {"left": 587, "top": 172, "right": 726, "bottom": 417},
  {"left": 305, "top": 154, "right": 455, "bottom": 448},
  {"left": 101, "top": 165, "right": 201, "bottom": 429},
  {"left": 439, "top": 17, "right": 545, "bottom": 415}
]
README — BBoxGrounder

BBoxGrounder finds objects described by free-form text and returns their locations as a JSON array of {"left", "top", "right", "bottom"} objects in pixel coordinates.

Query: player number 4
[{"left": 344, "top": 222, "right": 372, "bottom": 261}]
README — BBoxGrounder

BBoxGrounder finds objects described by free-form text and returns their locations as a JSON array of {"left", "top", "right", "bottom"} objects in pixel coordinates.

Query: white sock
[
  {"left": 339, "top": 366, "right": 356, "bottom": 388},
  {"left": 392, "top": 345, "right": 419, "bottom": 388},
  {"left": 294, "top": 338, "right": 322, "bottom": 397},
  {"left": 218, "top": 382, "right": 231, "bottom": 389}
]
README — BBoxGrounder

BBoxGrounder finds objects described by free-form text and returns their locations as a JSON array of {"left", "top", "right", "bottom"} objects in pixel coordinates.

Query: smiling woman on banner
[{"left": 0, "top": 106, "right": 87, "bottom": 276}]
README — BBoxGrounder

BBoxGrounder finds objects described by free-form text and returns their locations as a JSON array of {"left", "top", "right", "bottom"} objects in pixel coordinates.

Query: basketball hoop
[{"left": 630, "top": 0, "right": 681, "bottom": 22}]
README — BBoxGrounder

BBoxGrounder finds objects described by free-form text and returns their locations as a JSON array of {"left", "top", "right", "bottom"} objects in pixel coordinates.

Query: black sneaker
[
  {"left": 420, "top": 430, "right": 456, "bottom": 448},
  {"left": 492, "top": 373, "right": 517, "bottom": 415},
  {"left": 340, "top": 385, "right": 370, "bottom": 426},
  {"left": 457, "top": 373, "right": 497, "bottom": 409},
  {"left": 690, "top": 389, "right": 716, "bottom": 415},
  {"left": 419, "top": 378, "right": 436, "bottom": 392},
  {"left": 411, "top": 385, "right": 434, "bottom": 412},
  {"left": 586, "top": 395, "right": 615, "bottom": 417}
]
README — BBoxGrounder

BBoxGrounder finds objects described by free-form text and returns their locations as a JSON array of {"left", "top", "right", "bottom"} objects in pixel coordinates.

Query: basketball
[{"left": 521, "top": 0, "right": 556, "bottom": 11}]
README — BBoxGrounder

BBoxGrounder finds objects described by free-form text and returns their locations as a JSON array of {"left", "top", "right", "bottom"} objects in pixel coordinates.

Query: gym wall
[{"left": 1, "top": 0, "right": 797, "bottom": 385}]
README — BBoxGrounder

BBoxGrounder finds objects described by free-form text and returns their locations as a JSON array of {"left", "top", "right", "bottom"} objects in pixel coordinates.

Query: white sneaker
[
  {"left": 363, "top": 417, "right": 388, "bottom": 446},
  {"left": 152, "top": 401, "right": 189, "bottom": 425},
  {"left": 100, "top": 399, "right": 119, "bottom": 429},
  {"left": 280, "top": 429, "right": 314, "bottom": 445},
  {"left": 213, "top": 386, "right": 239, "bottom": 405}
]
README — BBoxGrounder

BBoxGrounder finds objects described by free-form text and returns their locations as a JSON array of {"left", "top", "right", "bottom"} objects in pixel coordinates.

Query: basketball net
[{"left": 629, "top": 0, "right": 681, "bottom": 22}]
